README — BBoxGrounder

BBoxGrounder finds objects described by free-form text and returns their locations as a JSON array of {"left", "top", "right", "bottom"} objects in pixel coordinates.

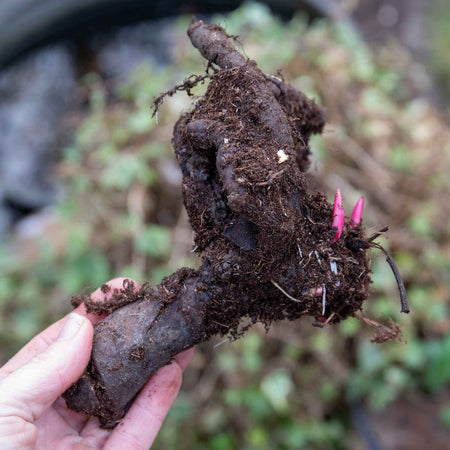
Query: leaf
[
  {"left": 134, "top": 225, "right": 171, "bottom": 258},
  {"left": 424, "top": 336, "right": 450, "bottom": 392},
  {"left": 261, "top": 369, "right": 293, "bottom": 412}
]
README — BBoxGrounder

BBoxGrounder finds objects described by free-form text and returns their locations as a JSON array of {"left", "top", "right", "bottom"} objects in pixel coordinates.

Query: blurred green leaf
[
  {"left": 134, "top": 225, "right": 171, "bottom": 258},
  {"left": 75, "top": 115, "right": 102, "bottom": 148},
  {"left": 224, "top": 387, "right": 272, "bottom": 419},
  {"left": 408, "top": 212, "right": 434, "bottom": 238},
  {"left": 402, "top": 339, "right": 427, "bottom": 370},
  {"left": 390, "top": 145, "right": 414, "bottom": 172},
  {"left": 61, "top": 251, "right": 111, "bottom": 293},
  {"left": 242, "top": 332, "right": 262, "bottom": 372},
  {"left": 362, "top": 87, "right": 393, "bottom": 114},
  {"left": 246, "top": 426, "right": 269, "bottom": 448},
  {"left": 371, "top": 256, "right": 398, "bottom": 291},
  {"left": 339, "top": 316, "right": 361, "bottom": 336},
  {"left": 12, "top": 309, "right": 43, "bottom": 342},
  {"left": 100, "top": 154, "right": 157, "bottom": 190},
  {"left": 311, "top": 331, "right": 332, "bottom": 352},
  {"left": 63, "top": 145, "right": 83, "bottom": 163},
  {"left": 424, "top": 336, "right": 450, "bottom": 392},
  {"left": 209, "top": 433, "right": 236, "bottom": 450},
  {"left": 127, "top": 110, "right": 154, "bottom": 133},
  {"left": 358, "top": 340, "right": 385, "bottom": 373},
  {"left": 151, "top": 266, "right": 175, "bottom": 284},
  {"left": 261, "top": 370, "right": 293, "bottom": 413},
  {"left": 201, "top": 406, "right": 226, "bottom": 433},
  {"left": 319, "top": 379, "right": 339, "bottom": 402},
  {"left": 217, "top": 351, "right": 238, "bottom": 372},
  {"left": 116, "top": 264, "right": 144, "bottom": 283},
  {"left": 309, "top": 134, "right": 328, "bottom": 162}
]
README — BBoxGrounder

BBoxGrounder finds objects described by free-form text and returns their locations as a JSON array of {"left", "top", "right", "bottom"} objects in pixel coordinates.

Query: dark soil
[{"left": 63, "top": 20, "right": 391, "bottom": 428}]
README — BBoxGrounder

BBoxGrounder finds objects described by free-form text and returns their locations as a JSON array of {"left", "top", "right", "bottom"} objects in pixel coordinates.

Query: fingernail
[{"left": 57, "top": 313, "right": 83, "bottom": 341}]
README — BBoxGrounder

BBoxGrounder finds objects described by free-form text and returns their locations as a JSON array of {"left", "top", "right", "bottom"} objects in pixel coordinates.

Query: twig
[
  {"left": 152, "top": 73, "right": 212, "bottom": 116},
  {"left": 324, "top": 312, "right": 336, "bottom": 325},
  {"left": 373, "top": 243, "right": 409, "bottom": 313}
]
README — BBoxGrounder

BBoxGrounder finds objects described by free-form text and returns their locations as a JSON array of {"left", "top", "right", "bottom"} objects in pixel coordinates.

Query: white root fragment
[
  {"left": 271, "top": 280, "right": 302, "bottom": 303},
  {"left": 330, "top": 260, "right": 338, "bottom": 275},
  {"left": 213, "top": 336, "right": 231, "bottom": 349},
  {"left": 324, "top": 312, "right": 336, "bottom": 325},
  {"left": 322, "top": 284, "right": 327, "bottom": 315},
  {"left": 297, "top": 245, "right": 303, "bottom": 258},
  {"left": 277, "top": 149, "right": 289, "bottom": 163},
  {"left": 314, "top": 251, "right": 322, "bottom": 266}
]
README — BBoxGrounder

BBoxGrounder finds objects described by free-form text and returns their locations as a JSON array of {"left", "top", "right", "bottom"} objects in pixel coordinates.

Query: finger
[
  {"left": 174, "top": 347, "right": 195, "bottom": 371},
  {"left": 0, "top": 305, "right": 94, "bottom": 382},
  {"left": 0, "top": 278, "right": 138, "bottom": 380},
  {"left": 104, "top": 360, "right": 185, "bottom": 450},
  {"left": 0, "top": 313, "right": 93, "bottom": 422}
]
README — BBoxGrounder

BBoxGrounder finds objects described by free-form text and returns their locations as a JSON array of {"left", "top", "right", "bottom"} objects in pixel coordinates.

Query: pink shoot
[
  {"left": 332, "top": 188, "right": 345, "bottom": 242},
  {"left": 315, "top": 287, "right": 323, "bottom": 296},
  {"left": 349, "top": 196, "right": 364, "bottom": 227}
]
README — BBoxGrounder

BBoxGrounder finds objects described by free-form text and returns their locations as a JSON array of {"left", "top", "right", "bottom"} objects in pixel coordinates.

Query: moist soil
[{"left": 63, "top": 20, "right": 378, "bottom": 428}]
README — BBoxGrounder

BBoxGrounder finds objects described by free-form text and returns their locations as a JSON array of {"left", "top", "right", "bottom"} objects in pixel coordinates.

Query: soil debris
[
  {"left": 70, "top": 294, "right": 87, "bottom": 309},
  {"left": 356, "top": 314, "right": 404, "bottom": 344},
  {"left": 83, "top": 279, "right": 145, "bottom": 314}
]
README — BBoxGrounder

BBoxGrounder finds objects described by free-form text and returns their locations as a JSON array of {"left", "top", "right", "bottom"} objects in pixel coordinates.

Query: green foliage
[
  {"left": 389, "top": 145, "right": 414, "bottom": 173},
  {"left": 134, "top": 225, "right": 171, "bottom": 258},
  {"left": 424, "top": 336, "right": 450, "bottom": 393},
  {"left": 261, "top": 369, "right": 293, "bottom": 413},
  {"left": 100, "top": 154, "right": 157, "bottom": 190}
]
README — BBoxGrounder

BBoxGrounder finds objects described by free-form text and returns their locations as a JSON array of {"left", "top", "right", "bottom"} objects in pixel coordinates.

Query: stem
[{"left": 374, "top": 244, "right": 409, "bottom": 313}]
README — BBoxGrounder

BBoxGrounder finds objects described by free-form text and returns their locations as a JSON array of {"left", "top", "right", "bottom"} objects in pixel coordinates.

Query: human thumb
[{"left": 0, "top": 313, "right": 93, "bottom": 422}]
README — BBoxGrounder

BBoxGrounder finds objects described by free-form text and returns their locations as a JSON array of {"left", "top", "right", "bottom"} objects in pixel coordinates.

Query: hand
[{"left": 0, "top": 278, "right": 194, "bottom": 450}]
